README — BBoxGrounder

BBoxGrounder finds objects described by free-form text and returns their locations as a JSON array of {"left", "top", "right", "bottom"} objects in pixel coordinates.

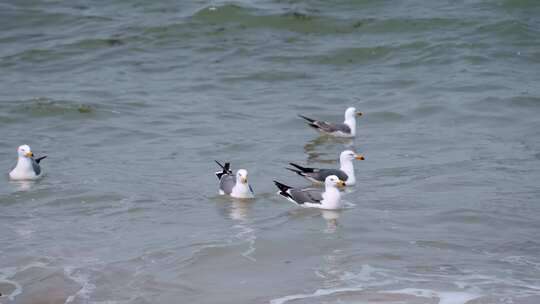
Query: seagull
[
  {"left": 286, "top": 150, "right": 364, "bottom": 186},
  {"left": 273, "top": 175, "right": 345, "bottom": 210},
  {"left": 9, "top": 145, "right": 47, "bottom": 180},
  {"left": 298, "top": 107, "right": 363, "bottom": 138},
  {"left": 215, "top": 161, "right": 254, "bottom": 199}
]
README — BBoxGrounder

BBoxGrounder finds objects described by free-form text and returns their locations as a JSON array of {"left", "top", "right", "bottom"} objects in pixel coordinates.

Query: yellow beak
[
  {"left": 356, "top": 111, "right": 363, "bottom": 116},
  {"left": 355, "top": 154, "right": 365, "bottom": 160},
  {"left": 337, "top": 180, "right": 346, "bottom": 187},
  {"left": 25, "top": 152, "right": 34, "bottom": 158},
  {"left": 240, "top": 177, "right": 248, "bottom": 184}
]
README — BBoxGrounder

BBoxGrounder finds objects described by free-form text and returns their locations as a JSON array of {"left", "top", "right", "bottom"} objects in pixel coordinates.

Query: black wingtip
[
  {"left": 289, "top": 162, "right": 303, "bottom": 169},
  {"left": 289, "top": 162, "right": 314, "bottom": 173},
  {"left": 214, "top": 160, "right": 232, "bottom": 180},
  {"left": 274, "top": 180, "right": 294, "bottom": 200},
  {"left": 285, "top": 167, "right": 304, "bottom": 176},
  {"left": 214, "top": 160, "right": 231, "bottom": 171},
  {"left": 273, "top": 180, "right": 287, "bottom": 190},
  {"left": 298, "top": 114, "right": 316, "bottom": 123},
  {"left": 273, "top": 180, "right": 293, "bottom": 197},
  {"left": 214, "top": 160, "right": 225, "bottom": 169},
  {"left": 35, "top": 155, "right": 47, "bottom": 164}
]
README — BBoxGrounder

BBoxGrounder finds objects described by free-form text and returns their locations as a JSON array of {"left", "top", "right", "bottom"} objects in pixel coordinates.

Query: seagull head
[
  {"left": 325, "top": 175, "right": 346, "bottom": 188},
  {"left": 236, "top": 169, "right": 249, "bottom": 184},
  {"left": 17, "top": 145, "right": 33, "bottom": 158},
  {"left": 345, "top": 107, "right": 363, "bottom": 120},
  {"left": 340, "top": 150, "right": 365, "bottom": 163}
]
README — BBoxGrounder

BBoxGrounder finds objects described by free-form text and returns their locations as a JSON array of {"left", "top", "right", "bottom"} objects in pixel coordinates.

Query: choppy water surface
[{"left": 1, "top": 0, "right": 540, "bottom": 303}]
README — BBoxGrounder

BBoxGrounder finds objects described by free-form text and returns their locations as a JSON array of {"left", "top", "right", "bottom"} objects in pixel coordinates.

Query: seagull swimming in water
[
  {"left": 215, "top": 161, "right": 254, "bottom": 199},
  {"left": 286, "top": 150, "right": 364, "bottom": 186},
  {"left": 273, "top": 175, "right": 345, "bottom": 210},
  {"left": 9, "top": 145, "right": 47, "bottom": 180},
  {"left": 298, "top": 107, "right": 363, "bottom": 138}
]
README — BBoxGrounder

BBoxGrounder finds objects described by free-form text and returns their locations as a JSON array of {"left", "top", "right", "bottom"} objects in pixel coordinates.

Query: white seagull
[
  {"left": 273, "top": 175, "right": 345, "bottom": 210},
  {"left": 9, "top": 145, "right": 47, "bottom": 180},
  {"left": 215, "top": 161, "right": 254, "bottom": 199},
  {"left": 286, "top": 150, "right": 364, "bottom": 186},
  {"left": 298, "top": 107, "right": 363, "bottom": 138}
]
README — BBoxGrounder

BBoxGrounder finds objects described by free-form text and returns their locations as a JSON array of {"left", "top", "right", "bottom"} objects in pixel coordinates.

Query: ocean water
[{"left": 1, "top": 0, "right": 540, "bottom": 303}]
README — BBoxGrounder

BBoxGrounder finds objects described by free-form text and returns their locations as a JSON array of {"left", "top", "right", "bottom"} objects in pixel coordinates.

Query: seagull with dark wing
[
  {"left": 215, "top": 161, "right": 254, "bottom": 199},
  {"left": 299, "top": 107, "right": 363, "bottom": 138},
  {"left": 9, "top": 145, "right": 47, "bottom": 180},
  {"left": 286, "top": 150, "right": 364, "bottom": 186},
  {"left": 273, "top": 175, "right": 345, "bottom": 210}
]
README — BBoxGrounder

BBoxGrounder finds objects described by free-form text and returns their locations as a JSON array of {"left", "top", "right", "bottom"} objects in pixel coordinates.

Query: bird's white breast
[{"left": 231, "top": 183, "right": 254, "bottom": 199}]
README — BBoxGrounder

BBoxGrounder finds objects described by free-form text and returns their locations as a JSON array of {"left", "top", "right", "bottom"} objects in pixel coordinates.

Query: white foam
[
  {"left": 270, "top": 264, "right": 486, "bottom": 304},
  {"left": 386, "top": 288, "right": 481, "bottom": 304},
  {"left": 270, "top": 286, "right": 364, "bottom": 304},
  {"left": 0, "top": 261, "right": 49, "bottom": 302},
  {"left": 63, "top": 266, "right": 96, "bottom": 303},
  {"left": 341, "top": 201, "right": 356, "bottom": 209},
  {"left": 500, "top": 255, "right": 540, "bottom": 269},
  {"left": 0, "top": 278, "right": 22, "bottom": 301},
  {"left": 234, "top": 224, "right": 257, "bottom": 262}
]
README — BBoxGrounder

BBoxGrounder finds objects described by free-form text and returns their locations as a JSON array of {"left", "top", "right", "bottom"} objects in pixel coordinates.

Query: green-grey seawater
[{"left": 1, "top": 0, "right": 539, "bottom": 303}]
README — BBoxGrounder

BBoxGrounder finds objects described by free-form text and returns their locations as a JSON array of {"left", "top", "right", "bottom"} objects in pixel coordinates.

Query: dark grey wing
[
  {"left": 31, "top": 158, "right": 41, "bottom": 176},
  {"left": 219, "top": 175, "right": 236, "bottom": 194},
  {"left": 306, "top": 169, "right": 348, "bottom": 182},
  {"left": 249, "top": 184, "right": 254, "bottom": 195},
  {"left": 290, "top": 188, "right": 323, "bottom": 205},
  {"left": 314, "top": 121, "right": 351, "bottom": 134}
]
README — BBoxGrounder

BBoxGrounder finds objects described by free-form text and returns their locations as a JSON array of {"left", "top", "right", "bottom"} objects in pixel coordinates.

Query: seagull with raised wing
[
  {"left": 286, "top": 150, "right": 364, "bottom": 186},
  {"left": 298, "top": 107, "right": 363, "bottom": 138},
  {"left": 273, "top": 175, "right": 345, "bottom": 210},
  {"left": 215, "top": 161, "right": 254, "bottom": 199},
  {"left": 9, "top": 145, "right": 47, "bottom": 180}
]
